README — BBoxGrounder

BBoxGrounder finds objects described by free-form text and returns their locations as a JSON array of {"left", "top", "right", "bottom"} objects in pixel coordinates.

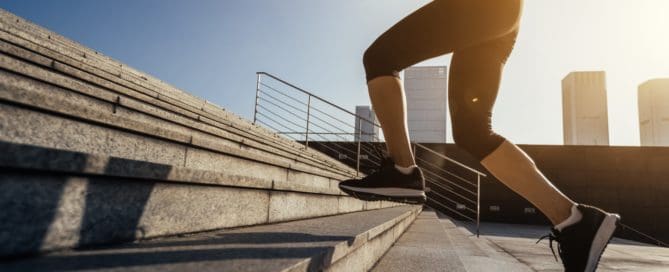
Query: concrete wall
[
  {"left": 311, "top": 142, "right": 669, "bottom": 244},
  {"left": 420, "top": 143, "right": 669, "bottom": 243}
]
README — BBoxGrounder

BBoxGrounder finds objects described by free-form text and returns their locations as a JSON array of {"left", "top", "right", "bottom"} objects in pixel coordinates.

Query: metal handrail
[
  {"left": 415, "top": 143, "right": 486, "bottom": 177},
  {"left": 257, "top": 72, "right": 362, "bottom": 119},
  {"left": 254, "top": 71, "right": 485, "bottom": 236}
]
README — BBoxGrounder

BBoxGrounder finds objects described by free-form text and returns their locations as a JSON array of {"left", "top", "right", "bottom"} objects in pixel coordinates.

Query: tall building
[
  {"left": 639, "top": 79, "right": 669, "bottom": 146},
  {"left": 562, "top": 71, "right": 610, "bottom": 145},
  {"left": 404, "top": 66, "right": 448, "bottom": 143},
  {"left": 354, "top": 106, "right": 379, "bottom": 142}
]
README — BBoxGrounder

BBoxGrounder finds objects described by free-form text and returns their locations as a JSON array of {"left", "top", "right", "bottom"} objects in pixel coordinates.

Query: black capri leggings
[{"left": 363, "top": 0, "right": 523, "bottom": 160}]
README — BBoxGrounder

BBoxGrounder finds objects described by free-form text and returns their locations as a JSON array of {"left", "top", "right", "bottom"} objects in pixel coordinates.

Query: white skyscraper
[
  {"left": 404, "top": 66, "right": 448, "bottom": 143},
  {"left": 354, "top": 106, "right": 379, "bottom": 142},
  {"left": 562, "top": 71, "right": 610, "bottom": 145},
  {"left": 639, "top": 79, "right": 669, "bottom": 146}
]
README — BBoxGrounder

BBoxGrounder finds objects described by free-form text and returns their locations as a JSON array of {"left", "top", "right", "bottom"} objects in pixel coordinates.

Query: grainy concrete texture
[
  {"left": 0, "top": 206, "right": 421, "bottom": 272},
  {"left": 443, "top": 216, "right": 669, "bottom": 272},
  {"left": 374, "top": 209, "right": 532, "bottom": 272}
]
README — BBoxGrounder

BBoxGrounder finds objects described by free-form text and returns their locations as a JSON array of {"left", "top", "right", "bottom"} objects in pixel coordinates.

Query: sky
[{"left": 2, "top": 0, "right": 668, "bottom": 146}]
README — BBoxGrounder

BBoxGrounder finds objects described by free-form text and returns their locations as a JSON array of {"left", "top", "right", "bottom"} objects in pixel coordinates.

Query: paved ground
[{"left": 446, "top": 219, "right": 669, "bottom": 272}]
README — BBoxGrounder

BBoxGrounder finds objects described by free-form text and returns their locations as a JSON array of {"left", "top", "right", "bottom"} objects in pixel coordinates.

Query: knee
[
  {"left": 451, "top": 121, "right": 503, "bottom": 161},
  {"left": 362, "top": 44, "right": 399, "bottom": 82},
  {"left": 452, "top": 124, "right": 479, "bottom": 153},
  {"left": 362, "top": 47, "right": 375, "bottom": 73}
]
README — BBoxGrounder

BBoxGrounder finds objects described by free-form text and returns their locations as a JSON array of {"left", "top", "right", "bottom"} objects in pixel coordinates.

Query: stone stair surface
[
  {"left": 0, "top": 8, "right": 404, "bottom": 259},
  {"left": 0, "top": 206, "right": 422, "bottom": 272},
  {"left": 373, "top": 209, "right": 533, "bottom": 272}
]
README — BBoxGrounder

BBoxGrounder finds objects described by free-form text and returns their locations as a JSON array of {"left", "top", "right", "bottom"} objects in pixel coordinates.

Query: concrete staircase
[
  {"left": 373, "top": 209, "right": 533, "bottom": 272},
  {"left": 2, "top": 206, "right": 420, "bottom": 271},
  {"left": 0, "top": 8, "right": 419, "bottom": 270}
]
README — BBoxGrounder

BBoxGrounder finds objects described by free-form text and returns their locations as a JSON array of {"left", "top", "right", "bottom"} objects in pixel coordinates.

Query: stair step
[
  {"left": 0, "top": 141, "right": 402, "bottom": 258},
  {"left": 375, "top": 209, "right": 534, "bottom": 272},
  {"left": 438, "top": 216, "right": 534, "bottom": 272},
  {"left": 0, "top": 206, "right": 421, "bottom": 272},
  {"left": 0, "top": 7, "right": 402, "bottom": 266},
  {"left": 0, "top": 8, "right": 357, "bottom": 182},
  {"left": 372, "top": 209, "right": 467, "bottom": 272},
  {"left": 473, "top": 222, "right": 669, "bottom": 271}
]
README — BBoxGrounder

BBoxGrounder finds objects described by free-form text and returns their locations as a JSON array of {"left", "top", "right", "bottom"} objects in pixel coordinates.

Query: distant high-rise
[
  {"left": 561, "top": 71, "right": 610, "bottom": 145},
  {"left": 638, "top": 79, "right": 669, "bottom": 146},
  {"left": 404, "top": 66, "right": 448, "bottom": 143},
  {"left": 354, "top": 106, "right": 379, "bottom": 142}
]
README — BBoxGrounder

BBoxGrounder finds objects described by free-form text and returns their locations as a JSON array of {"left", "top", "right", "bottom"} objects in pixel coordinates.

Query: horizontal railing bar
[
  {"left": 256, "top": 113, "right": 305, "bottom": 138},
  {"left": 306, "top": 110, "right": 355, "bottom": 136},
  {"left": 258, "top": 90, "right": 309, "bottom": 116},
  {"left": 257, "top": 96, "right": 308, "bottom": 123},
  {"left": 425, "top": 178, "right": 476, "bottom": 205},
  {"left": 416, "top": 157, "right": 476, "bottom": 187},
  {"left": 420, "top": 163, "right": 477, "bottom": 195},
  {"left": 424, "top": 178, "right": 477, "bottom": 205},
  {"left": 619, "top": 223, "right": 669, "bottom": 247},
  {"left": 258, "top": 72, "right": 362, "bottom": 118},
  {"left": 427, "top": 198, "right": 475, "bottom": 222},
  {"left": 309, "top": 134, "right": 355, "bottom": 153},
  {"left": 259, "top": 72, "right": 483, "bottom": 179},
  {"left": 415, "top": 143, "right": 487, "bottom": 177},
  {"left": 310, "top": 134, "right": 361, "bottom": 160},
  {"left": 428, "top": 190, "right": 477, "bottom": 213},
  {"left": 257, "top": 107, "right": 308, "bottom": 132},
  {"left": 259, "top": 82, "right": 309, "bottom": 107},
  {"left": 275, "top": 132, "right": 377, "bottom": 135},
  {"left": 309, "top": 106, "right": 357, "bottom": 130},
  {"left": 256, "top": 71, "right": 485, "bottom": 235},
  {"left": 309, "top": 142, "right": 359, "bottom": 157},
  {"left": 359, "top": 144, "right": 382, "bottom": 162},
  {"left": 308, "top": 120, "right": 351, "bottom": 142}
]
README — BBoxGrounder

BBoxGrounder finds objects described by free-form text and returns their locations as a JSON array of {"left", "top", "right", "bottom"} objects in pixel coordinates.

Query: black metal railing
[{"left": 253, "top": 71, "right": 486, "bottom": 236}]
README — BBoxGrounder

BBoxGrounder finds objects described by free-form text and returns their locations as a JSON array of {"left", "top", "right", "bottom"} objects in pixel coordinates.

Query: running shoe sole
[
  {"left": 585, "top": 213, "right": 621, "bottom": 272},
  {"left": 339, "top": 184, "right": 427, "bottom": 204}
]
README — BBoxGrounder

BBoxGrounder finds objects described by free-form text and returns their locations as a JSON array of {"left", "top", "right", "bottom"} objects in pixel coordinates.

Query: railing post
[
  {"left": 356, "top": 117, "right": 362, "bottom": 176},
  {"left": 476, "top": 174, "right": 481, "bottom": 238},
  {"left": 305, "top": 95, "right": 311, "bottom": 148},
  {"left": 253, "top": 73, "right": 261, "bottom": 124}
]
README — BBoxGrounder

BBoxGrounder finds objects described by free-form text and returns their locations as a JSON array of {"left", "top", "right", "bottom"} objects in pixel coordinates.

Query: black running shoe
[
  {"left": 338, "top": 158, "right": 426, "bottom": 204},
  {"left": 538, "top": 204, "right": 620, "bottom": 272}
]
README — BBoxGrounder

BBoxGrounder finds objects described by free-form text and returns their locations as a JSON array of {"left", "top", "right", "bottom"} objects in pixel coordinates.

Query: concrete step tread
[
  {"left": 438, "top": 215, "right": 535, "bottom": 272},
  {"left": 0, "top": 69, "right": 353, "bottom": 183},
  {"left": 0, "top": 55, "right": 354, "bottom": 179},
  {"left": 474, "top": 222, "right": 669, "bottom": 272},
  {"left": 0, "top": 141, "right": 341, "bottom": 196},
  {"left": 0, "top": 10, "right": 356, "bottom": 177},
  {"left": 1, "top": 206, "right": 421, "bottom": 272},
  {"left": 372, "top": 209, "right": 468, "bottom": 272}
]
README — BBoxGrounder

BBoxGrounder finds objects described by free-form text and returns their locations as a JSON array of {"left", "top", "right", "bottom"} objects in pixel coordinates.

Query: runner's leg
[
  {"left": 363, "top": 0, "right": 522, "bottom": 167},
  {"left": 449, "top": 32, "right": 574, "bottom": 225}
]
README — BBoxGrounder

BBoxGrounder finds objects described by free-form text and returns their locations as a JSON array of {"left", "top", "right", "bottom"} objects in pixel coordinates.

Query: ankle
[
  {"left": 554, "top": 204, "right": 582, "bottom": 231},
  {"left": 394, "top": 164, "right": 417, "bottom": 175}
]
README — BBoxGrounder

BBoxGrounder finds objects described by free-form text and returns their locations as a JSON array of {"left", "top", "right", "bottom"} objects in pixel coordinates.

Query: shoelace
[{"left": 536, "top": 232, "right": 561, "bottom": 262}]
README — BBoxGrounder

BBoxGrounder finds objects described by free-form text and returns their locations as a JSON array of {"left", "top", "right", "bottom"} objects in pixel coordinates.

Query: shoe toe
[{"left": 338, "top": 179, "right": 357, "bottom": 188}]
